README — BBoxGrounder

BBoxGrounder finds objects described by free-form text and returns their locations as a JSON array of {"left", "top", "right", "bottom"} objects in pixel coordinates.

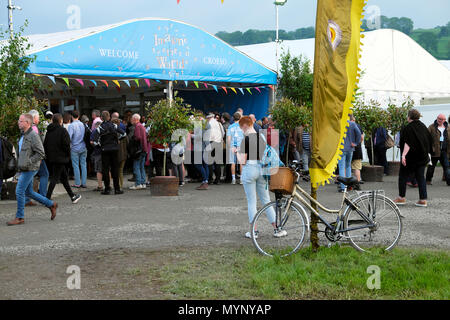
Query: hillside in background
[{"left": 216, "top": 16, "right": 450, "bottom": 60}]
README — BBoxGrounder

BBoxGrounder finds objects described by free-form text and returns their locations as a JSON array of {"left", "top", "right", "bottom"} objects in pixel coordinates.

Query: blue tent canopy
[{"left": 26, "top": 18, "right": 277, "bottom": 85}]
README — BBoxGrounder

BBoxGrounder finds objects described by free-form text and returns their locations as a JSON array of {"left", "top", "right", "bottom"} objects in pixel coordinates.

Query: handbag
[{"left": 385, "top": 134, "right": 395, "bottom": 149}]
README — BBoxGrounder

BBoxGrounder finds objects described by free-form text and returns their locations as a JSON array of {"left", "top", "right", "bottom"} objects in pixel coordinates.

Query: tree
[
  {"left": 386, "top": 97, "right": 414, "bottom": 161},
  {"left": 353, "top": 99, "right": 388, "bottom": 165},
  {"left": 417, "top": 32, "right": 438, "bottom": 54},
  {"left": 146, "top": 97, "right": 193, "bottom": 177},
  {"left": 278, "top": 51, "right": 313, "bottom": 108},
  {"left": 0, "top": 22, "right": 41, "bottom": 142},
  {"left": 269, "top": 98, "right": 311, "bottom": 164}
]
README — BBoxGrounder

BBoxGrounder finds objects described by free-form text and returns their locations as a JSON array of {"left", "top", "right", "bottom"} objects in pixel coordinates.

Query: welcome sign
[{"left": 27, "top": 18, "right": 276, "bottom": 85}]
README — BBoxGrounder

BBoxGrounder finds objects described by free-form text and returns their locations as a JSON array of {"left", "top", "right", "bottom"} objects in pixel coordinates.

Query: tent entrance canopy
[{"left": 26, "top": 18, "right": 277, "bottom": 85}]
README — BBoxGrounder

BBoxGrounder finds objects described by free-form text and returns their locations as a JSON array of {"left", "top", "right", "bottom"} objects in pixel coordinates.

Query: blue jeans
[
  {"left": 71, "top": 149, "right": 87, "bottom": 186},
  {"left": 133, "top": 152, "right": 147, "bottom": 186},
  {"left": 195, "top": 161, "right": 209, "bottom": 183},
  {"left": 338, "top": 151, "right": 353, "bottom": 190},
  {"left": 16, "top": 170, "right": 53, "bottom": 219},
  {"left": 25, "top": 160, "right": 49, "bottom": 203},
  {"left": 241, "top": 163, "right": 276, "bottom": 224}
]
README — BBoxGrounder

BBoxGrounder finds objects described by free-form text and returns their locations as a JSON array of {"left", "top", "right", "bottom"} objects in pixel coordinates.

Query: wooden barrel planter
[
  {"left": 150, "top": 176, "right": 179, "bottom": 196},
  {"left": 361, "top": 165, "right": 384, "bottom": 182},
  {"left": 387, "top": 161, "right": 401, "bottom": 176}
]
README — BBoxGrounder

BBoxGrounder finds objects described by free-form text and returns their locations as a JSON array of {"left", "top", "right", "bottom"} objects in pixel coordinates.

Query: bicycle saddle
[{"left": 336, "top": 176, "right": 359, "bottom": 187}]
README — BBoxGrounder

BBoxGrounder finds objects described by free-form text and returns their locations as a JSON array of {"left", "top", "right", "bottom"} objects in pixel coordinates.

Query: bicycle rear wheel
[
  {"left": 251, "top": 199, "right": 309, "bottom": 257},
  {"left": 343, "top": 193, "right": 402, "bottom": 252}
]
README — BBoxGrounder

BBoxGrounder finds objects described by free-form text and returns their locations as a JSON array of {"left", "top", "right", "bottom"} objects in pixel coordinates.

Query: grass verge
[{"left": 153, "top": 245, "right": 449, "bottom": 300}]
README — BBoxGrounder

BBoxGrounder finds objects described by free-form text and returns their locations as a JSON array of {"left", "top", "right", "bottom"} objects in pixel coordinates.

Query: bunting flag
[
  {"left": 90, "top": 80, "right": 97, "bottom": 87},
  {"left": 47, "top": 76, "right": 56, "bottom": 84},
  {"left": 76, "top": 79, "right": 84, "bottom": 86},
  {"left": 101, "top": 80, "right": 109, "bottom": 87},
  {"left": 268, "top": 85, "right": 274, "bottom": 91},
  {"left": 309, "top": 0, "right": 366, "bottom": 187},
  {"left": 145, "top": 79, "right": 151, "bottom": 87},
  {"left": 113, "top": 80, "right": 121, "bottom": 88},
  {"left": 62, "top": 78, "right": 70, "bottom": 87},
  {"left": 238, "top": 87, "right": 244, "bottom": 95},
  {"left": 134, "top": 79, "right": 140, "bottom": 87},
  {"left": 184, "top": 81, "right": 189, "bottom": 87},
  {"left": 194, "top": 81, "right": 199, "bottom": 88},
  {"left": 254, "top": 87, "right": 261, "bottom": 94},
  {"left": 230, "top": 87, "right": 237, "bottom": 94},
  {"left": 123, "top": 80, "right": 131, "bottom": 87},
  {"left": 212, "top": 85, "right": 218, "bottom": 92},
  {"left": 246, "top": 88, "right": 252, "bottom": 95},
  {"left": 222, "top": 86, "right": 227, "bottom": 94},
  {"left": 203, "top": 82, "right": 208, "bottom": 89}
]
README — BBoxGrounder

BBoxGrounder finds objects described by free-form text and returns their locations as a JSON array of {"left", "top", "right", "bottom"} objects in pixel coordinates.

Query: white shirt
[{"left": 438, "top": 127, "right": 445, "bottom": 142}]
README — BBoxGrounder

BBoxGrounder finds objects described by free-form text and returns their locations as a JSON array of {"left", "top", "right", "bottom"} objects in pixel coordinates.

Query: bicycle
[{"left": 251, "top": 161, "right": 403, "bottom": 257}]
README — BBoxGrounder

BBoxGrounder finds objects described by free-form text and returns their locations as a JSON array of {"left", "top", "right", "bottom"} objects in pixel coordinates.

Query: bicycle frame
[{"left": 276, "top": 173, "right": 377, "bottom": 234}]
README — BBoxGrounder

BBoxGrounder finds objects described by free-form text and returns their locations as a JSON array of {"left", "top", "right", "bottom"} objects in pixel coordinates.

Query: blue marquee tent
[{"left": 25, "top": 18, "right": 276, "bottom": 119}]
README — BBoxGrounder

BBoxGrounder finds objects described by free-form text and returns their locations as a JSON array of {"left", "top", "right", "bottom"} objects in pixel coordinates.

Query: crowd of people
[{"left": 1, "top": 106, "right": 448, "bottom": 229}]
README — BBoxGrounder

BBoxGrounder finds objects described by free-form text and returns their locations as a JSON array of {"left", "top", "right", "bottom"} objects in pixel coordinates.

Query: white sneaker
[
  {"left": 245, "top": 231, "right": 259, "bottom": 239},
  {"left": 273, "top": 229, "right": 288, "bottom": 238},
  {"left": 231, "top": 179, "right": 236, "bottom": 185},
  {"left": 129, "top": 185, "right": 141, "bottom": 190},
  {"left": 140, "top": 184, "right": 147, "bottom": 189}
]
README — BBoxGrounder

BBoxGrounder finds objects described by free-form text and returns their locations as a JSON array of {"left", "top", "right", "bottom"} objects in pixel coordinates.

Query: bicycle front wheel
[
  {"left": 343, "top": 193, "right": 402, "bottom": 253},
  {"left": 251, "top": 199, "right": 309, "bottom": 257}
]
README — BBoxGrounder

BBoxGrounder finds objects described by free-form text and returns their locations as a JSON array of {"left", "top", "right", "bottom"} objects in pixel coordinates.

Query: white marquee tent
[{"left": 237, "top": 29, "right": 450, "bottom": 105}]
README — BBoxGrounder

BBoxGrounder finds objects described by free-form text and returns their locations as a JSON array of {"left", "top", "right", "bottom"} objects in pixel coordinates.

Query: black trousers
[
  {"left": 374, "top": 145, "right": 388, "bottom": 174},
  {"left": 153, "top": 149, "right": 170, "bottom": 176},
  {"left": 102, "top": 150, "right": 120, "bottom": 191},
  {"left": 46, "top": 163, "right": 75, "bottom": 200},
  {"left": 399, "top": 164, "right": 427, "bottom": 200},
  {"left": 426, "top": 152, "right": 450, "bottom": 184}
]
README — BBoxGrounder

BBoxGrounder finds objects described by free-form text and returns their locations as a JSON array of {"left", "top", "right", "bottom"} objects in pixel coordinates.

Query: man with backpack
[{"left": 92, "top": 111, "right": 126, "bottom": 195}]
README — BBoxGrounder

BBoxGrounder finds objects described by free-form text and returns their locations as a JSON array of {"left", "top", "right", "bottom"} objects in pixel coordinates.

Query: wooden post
[{"left": 310, "top": 183, "right": 320, "bottom": 252}]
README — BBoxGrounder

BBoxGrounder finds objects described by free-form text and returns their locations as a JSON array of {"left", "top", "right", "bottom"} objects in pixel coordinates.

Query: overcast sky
[{"left": 1, "top": 0, "right": 449, "bottom": 36}]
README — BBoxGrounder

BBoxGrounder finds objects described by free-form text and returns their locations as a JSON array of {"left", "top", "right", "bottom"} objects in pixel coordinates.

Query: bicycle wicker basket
[{"left": 269, "top": 167, "right": 295, "bottom": 195}]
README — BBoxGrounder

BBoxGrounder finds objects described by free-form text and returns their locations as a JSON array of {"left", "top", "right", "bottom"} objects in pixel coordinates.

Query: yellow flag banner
[{"left": 309, "top": 0, "right": 366, "bottom": 187}]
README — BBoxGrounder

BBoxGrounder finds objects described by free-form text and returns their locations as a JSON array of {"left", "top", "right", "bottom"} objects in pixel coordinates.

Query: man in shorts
[{"left": 227, "top": 112, "right": 244, "bottom": 184}]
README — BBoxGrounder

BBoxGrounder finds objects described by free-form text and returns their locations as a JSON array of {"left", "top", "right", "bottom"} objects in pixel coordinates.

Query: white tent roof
[
  {"left": 440, "top": 60, "right": 450, "bottom": 71},
  {"left": 237, "top": 29, "right": 450, "bottom": 104}
]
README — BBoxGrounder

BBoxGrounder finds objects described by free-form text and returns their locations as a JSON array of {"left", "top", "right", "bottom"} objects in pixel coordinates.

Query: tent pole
[{"left": 167, "top": 81, "right": 174, "bottom": 106}]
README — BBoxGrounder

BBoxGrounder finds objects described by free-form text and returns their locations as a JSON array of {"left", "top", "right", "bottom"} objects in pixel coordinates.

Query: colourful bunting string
[
  {"left": 230, "top": 87, "right": 237, "bottom": 94},
  {"left": 47, "top": 76, "right": 56, "bottom": 84},
  {"left": 134, "top": 79, "right": 140, "bottom": 87},
  {"left": 184, "top": 81, "right": 189, "bottom": 87},
  {"left": 255, "top": 87, "right": 261, "bottom": 93},
  {"left": 222, "top": 87, "right": 227, "bottom": 94},
  {"left": 90, "top": 80, "right": 97, "bottom": 87},
  {"left": 212, "top": 85, "right": 218, "bottom": 92},
  {"left": 203, "top": 82, "right": 208, "bottom": 89},
  {"left": 62, "top": 78, "right": 70, "bottom": 87},
  {"left": 76, "top": 79, "right": 84, "bottom": 86},
  {"left": 123, "top": 80, "right": 131, "bottom": 87},
  {"left": 238, "top": 88, "right": 244, "bottom": 95},
  {"left": 144, "top": 79, "right": 151, "bottom": 87},
  {"left": 113, "top": 80, "right": 121, "bottom": 88},
  {"left": 101, "top": 80, "right": 109, "bottom": 87},
  {"left": 194, "top": 81, "right": 199, "bottom": 88},
  {"left": 246, "top": 88, "right": 252, "bottom": 95}
]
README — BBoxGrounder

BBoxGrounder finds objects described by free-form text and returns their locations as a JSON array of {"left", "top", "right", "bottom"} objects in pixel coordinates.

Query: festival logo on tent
[{"left": 327, "top": 20, "right": 342, "bottom": 51}]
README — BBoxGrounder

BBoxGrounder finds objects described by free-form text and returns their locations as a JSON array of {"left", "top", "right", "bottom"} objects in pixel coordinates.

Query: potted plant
[
  {"left": 269, "top": 98, "right": 312, "bottom": 164},
  {"left": 385, "top": 97, "right": 414, "bottom": 176},
  {"left": 353, "top": 98, "right": 387, "bottom": 182},
  {"left": 146, "top": 97, "right": 192, "bottom": 196}
]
